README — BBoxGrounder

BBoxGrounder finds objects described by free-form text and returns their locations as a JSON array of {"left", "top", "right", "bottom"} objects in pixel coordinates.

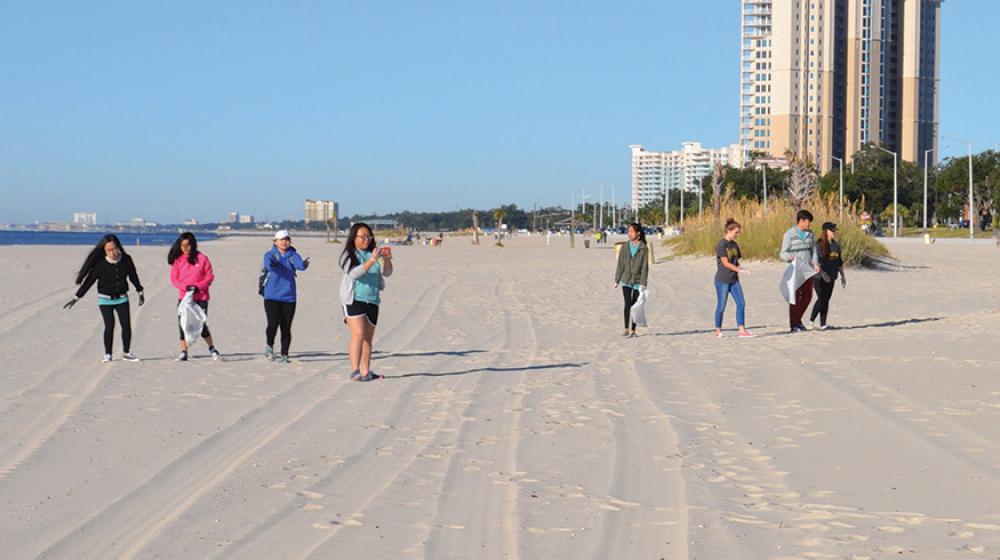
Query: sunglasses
[{"left": 357, "top": 235, "right": 373, "bottom": 241}]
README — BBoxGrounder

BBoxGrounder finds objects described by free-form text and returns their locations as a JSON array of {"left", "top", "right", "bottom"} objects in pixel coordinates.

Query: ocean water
[{"left": 0, "top": 230, "right": 219, "bottom": 246}]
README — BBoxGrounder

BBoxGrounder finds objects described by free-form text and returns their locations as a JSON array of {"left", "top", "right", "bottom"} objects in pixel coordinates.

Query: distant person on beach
[
  {"left": 168, "top": 232, "right": 220, "bottom": 361},
  {"left": 714, "top": 218, "right": 754, "bottom": 338},
  {"left": 340, "top": 222, "right": 393, "bottom": 381},
  {"left": 809, "top": 222, "right": 847, "bottom": 330},
  {"left": 614, "top": 222, "right": 649, "bottom": 338},
  {"left": 261, "top": 230, "right": 310, "bottom": 363},
  {"left": 63, "top": 234, "right": 144, "bottom": 362},
  {"left": 779, "top": 209, "right": 821, "bottom": 332}
]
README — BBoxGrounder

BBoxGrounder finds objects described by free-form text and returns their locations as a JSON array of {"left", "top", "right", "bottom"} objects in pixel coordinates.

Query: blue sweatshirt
[{"left": 261, "top": 247, "right": 307, "bottom": 302}]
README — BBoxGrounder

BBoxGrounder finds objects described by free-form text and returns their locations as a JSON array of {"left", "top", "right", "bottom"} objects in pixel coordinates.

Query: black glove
[
  {"left": 186, "top": 285, "right": 198, "bottom": 294},
  {"left": 138, "top": 292, "right": 145, "bottom": 306},
  {"left": 302, "top": 257, "right": 310, "bottom": 270},
  {"left": 63, "top": 298, "right": 78, "bottom": 310}
]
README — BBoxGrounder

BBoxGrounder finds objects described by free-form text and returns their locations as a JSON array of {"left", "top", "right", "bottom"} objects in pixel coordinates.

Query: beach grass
[{"left": 665, "top": 195, "right": 890, "bottom": 267}]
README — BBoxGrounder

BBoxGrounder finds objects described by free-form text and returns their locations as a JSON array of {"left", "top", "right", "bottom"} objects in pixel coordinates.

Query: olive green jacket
[{"left": 614, "top": 241, "right": 649, "bottom": 286}]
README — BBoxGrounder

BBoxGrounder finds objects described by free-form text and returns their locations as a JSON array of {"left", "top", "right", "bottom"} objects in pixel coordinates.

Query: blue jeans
[{"left": 714, "top": 281, "right": 746, "bottom": 329}]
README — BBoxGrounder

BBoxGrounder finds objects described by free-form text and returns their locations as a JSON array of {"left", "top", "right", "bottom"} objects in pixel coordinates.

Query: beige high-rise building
[
  {"left": 740, "top": 0, "right": 942, "bottom": 173},
  {"left": 304, "top": 199, "right": 338, "bottom": 224}
]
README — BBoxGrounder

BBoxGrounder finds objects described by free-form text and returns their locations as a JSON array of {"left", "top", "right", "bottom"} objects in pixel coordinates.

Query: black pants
[
  {"left": 809, "top": 277, "right": 836, "bottom": 326},
  {"left": 622, "top": 286, "right": 640, "bottom": 330},
  {"left": 99, "top": 302, "right": 131, "bottom": 354},
  {"left": 264, "top": 299, "right": 296, "bottom": 356},
  {"left": 178, "top": 299, "right": 211, "bottom": 340}
]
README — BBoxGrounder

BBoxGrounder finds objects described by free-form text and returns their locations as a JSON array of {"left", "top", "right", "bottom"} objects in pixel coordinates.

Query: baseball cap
[
  {"left": 274, "top": 230, "right": 291, "bottom": 240},
  {"left": 822, "top": 222, "right": 837, "bottom": 231}
]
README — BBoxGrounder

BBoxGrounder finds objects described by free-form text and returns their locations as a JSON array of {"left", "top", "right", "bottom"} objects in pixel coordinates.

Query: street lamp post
[
  {"left": 831, "top": 156, "right": 844, "bottom": 223},
  {"left": 943, "top": 135, "right": 975, "bottom": 239},
  {"left": 923, "top": 148, "right": 934, "bottom": 235},
  {"left": 874, "top": 145, "right": 898, "bottom": 238},
  {"left": 761, "top": 164, "right": 768, "bottom": 215}
]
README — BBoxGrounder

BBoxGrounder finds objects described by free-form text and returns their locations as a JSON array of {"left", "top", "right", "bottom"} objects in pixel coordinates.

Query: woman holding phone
[{"left": 339, "top": 222, "right": 393, "bottom": 381}]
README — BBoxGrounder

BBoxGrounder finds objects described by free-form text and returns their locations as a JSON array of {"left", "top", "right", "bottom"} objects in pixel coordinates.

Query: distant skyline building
[
  {"left": 227, "top": 212, "right": 240, "bottom": 224},
  {"left": 73, "top": 212, "right": 97, "bottom": 226},
  {"left": 183, "top": 218, "right": 199, "bottom": 226},
  {"left": 304, "top": 199, "right": 338, "bottom": 223},
  {"left": 739, "top": 0, "right": 942, "bottom": 172},
  {"left": 238, "top": 214, "right": 255, "bottom": 224},
  {"left": 630, "top": 143, "right": 741, "bottom": 210}
]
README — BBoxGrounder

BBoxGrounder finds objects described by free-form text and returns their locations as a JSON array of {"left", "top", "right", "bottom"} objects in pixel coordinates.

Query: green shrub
[{"left": 666, "top": 195, "right": 890, "bottom": 267}]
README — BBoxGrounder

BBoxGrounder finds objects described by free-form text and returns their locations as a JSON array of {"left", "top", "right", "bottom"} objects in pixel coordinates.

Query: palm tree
[{"left": 493, "top": 208, "right": 505, "bottom": 247}]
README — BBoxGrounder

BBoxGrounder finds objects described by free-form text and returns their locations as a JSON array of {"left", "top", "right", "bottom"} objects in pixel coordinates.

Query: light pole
[
  {"left": 680, "top": 182, "right": 685, "bottom": 228},
  {"left": 943, "top": 135, "right": 974, "bottom": 239},
  {"left": 831, "top": 156, "right": 844, "bottom": 223},
  {"left": 922, "top": 148, "right": 934, "bottom": 235},
  {"left": 663, "top": 176, "right": 670, "bottom": 228},
  {"left": 761, "top": 164, "right": 768, "bottom": 214},
  {"left": 874, "top": 145, "right": 898, "bottom": 238}
]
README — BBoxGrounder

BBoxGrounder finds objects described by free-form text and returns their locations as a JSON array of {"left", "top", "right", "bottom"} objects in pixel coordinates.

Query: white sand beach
[{"left": 1, "top": 234, "right": 999, "bottom": 559}]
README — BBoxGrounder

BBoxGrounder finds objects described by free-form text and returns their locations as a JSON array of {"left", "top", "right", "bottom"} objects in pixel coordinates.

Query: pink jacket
[{"left": 170, "top": 252, "right": 214, "bottom": 301}]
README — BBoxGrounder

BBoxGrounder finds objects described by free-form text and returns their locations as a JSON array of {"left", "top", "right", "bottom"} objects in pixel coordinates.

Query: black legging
[
  {"left": 264, "top": 299, "right": 296, "bottom": 356},
  {"left": 99, "top": 302, "right": 132, "bottom": 354},
  {"left": 622, "top": 286, "right": 640, "bottom": 330},
  {"left": 809, "top": 276, "right": 836, "bottom": 326}
]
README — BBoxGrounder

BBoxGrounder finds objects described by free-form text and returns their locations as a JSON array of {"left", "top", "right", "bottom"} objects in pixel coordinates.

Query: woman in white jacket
[{"left": 340, "top": 222, "right": 393, "bottom": 381}]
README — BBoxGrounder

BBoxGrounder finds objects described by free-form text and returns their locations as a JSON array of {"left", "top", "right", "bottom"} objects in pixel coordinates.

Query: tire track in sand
[
  {"left": 420, "top": 277, "right": 532, "bottom": 560},
  {"left": 215, "top": 277, "right": 506, "bottom": 559},
  {"left": 0, "top": 280, "right": 172, "bottom": 479},
  {"left": 587, "top": 350, "right": 690, "bottom": 560},
  {"left": 34, "top": 270, "right": 456, "bottom": 560}
]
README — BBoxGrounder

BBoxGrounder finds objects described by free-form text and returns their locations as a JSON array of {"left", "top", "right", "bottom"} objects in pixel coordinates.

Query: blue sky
[{"left": 0, "top": 1, "right": 996, "bottom": 224}]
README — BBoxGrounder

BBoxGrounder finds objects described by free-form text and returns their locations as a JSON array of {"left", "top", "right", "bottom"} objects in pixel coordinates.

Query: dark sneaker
[{"left": 175, "top": 351, "right": 188, "bottom": 362}]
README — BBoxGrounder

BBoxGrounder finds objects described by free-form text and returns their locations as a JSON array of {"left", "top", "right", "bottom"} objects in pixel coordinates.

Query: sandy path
[{"left": 1, "top": 234, "right": 998, "bottom": 559}]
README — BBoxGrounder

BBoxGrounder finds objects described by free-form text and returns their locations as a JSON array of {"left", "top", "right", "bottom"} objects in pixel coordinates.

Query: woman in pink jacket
[{"left": 168, "top": 232, "right": 220, "bottom": 361}]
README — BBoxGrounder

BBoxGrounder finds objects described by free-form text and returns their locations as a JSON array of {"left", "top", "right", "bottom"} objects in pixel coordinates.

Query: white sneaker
[
  {"left": 805, "top": 321, "right": 815, "bottom": 331},
  {"left": 122, "top": 352, "right": 140, "bottom": 362},
  {"left": 820, "top": 324, "right": 830, "bottom": 331},
  {"left": 102, "top": 354, "right": 112, "bottom": 362}
]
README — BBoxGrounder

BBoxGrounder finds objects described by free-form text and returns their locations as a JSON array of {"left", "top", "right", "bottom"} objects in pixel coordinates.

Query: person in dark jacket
[
  {"left": 261, "top": 230, "right": 309, "bottom": 363},
  {"left": 809, "top": 222, "right": 847, "bottom": 329},
  {"left": 614, "top": 222, "right": 649, "bottom": 337},
  {"left": 64, "top": 234, "right": 145, "bottom": 362}
]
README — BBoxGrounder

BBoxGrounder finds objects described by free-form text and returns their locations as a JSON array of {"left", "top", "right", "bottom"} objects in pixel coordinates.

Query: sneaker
[
  {"left": 175, "top": 351, "right": 188, "bottom": 362},
  {"left": 209, "top": 347, "right": 221, "bottom": 361},
  {"left": 805, "top": 321, "right": 815, "bottom": 331},
  {"left": 738, "top": 331, "right": 755, "bottom": 338},
  {"left": 102, "top": 354, "right": 112, "bottom": 363},
  {"left": 790, "top": 324, "right": 806, "bottom": 333},
  {"left": 350, "top": 370, "right": 361, "bottom": 381},
  {"left": 819, "top": 324, "right": 830, "bottom": 331},
  {"left": 714, "top": 330, "right": 723, "bottom": 338},
  {"left": 264, "top": 346, "right": 275, "bottom": 361},
  {"left": 122, "top": 352, "right": 140, "bottom": 362},
  {"left": 357, "top": 372, "right": 383, "bottom": 382},
  {"left": 277, "top": 355, "right": 290, "bottom": 364}
]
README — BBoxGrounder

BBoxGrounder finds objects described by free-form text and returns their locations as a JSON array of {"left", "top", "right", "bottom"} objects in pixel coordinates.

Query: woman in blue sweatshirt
[{"left": 261, "top": 230, "right": 310, "bottom": 362}]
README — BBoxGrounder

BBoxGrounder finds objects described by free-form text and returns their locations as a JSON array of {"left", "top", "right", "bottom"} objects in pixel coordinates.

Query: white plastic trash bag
[
  {"left": 177, "top": 291, "right": 207, "bottom": 346},
  {"left": 630, "top": 287, "right": 649, "bottom": 328}
]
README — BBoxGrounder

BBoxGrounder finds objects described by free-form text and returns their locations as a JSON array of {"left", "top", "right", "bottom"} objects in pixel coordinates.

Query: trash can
[{"left": 584, "top": 240, "right": 590, "bottom": 249}]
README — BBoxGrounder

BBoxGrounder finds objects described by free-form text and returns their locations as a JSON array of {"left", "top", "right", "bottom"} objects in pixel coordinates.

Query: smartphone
[{"left": 379, "top": 246, "right": 392, "bottom": 258}]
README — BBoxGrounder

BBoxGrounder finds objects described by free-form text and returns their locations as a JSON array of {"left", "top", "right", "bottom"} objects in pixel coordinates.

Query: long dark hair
[
  {"left": 75, "top": 234, "right": 127, "bottom": 285},
  {"left": 339, "top": 222, "right": 376, "bottom": 269},
  {"left": 628, "top": 222, "right": 647, "bottom": 245},
  {"left": 168, "top": 232, "right": 199, "bottom": 265},
  {"left": 817, "top": 229, "right": 832, "bottom": 259}
]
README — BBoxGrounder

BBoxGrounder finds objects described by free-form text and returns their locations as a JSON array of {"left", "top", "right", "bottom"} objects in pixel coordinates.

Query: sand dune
[{"left": 1, "top": 234, "right": 998, "bottom": 559}]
